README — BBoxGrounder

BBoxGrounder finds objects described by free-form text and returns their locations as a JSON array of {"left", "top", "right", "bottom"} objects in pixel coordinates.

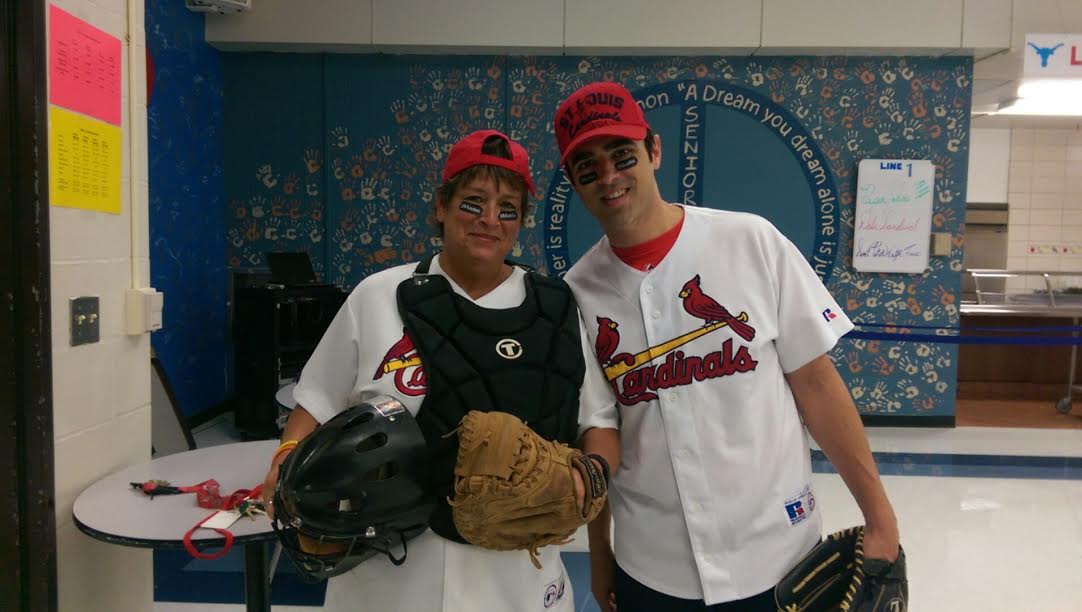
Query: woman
[{"left": 262, "top": 129, "right": 619, "bottom": 612}]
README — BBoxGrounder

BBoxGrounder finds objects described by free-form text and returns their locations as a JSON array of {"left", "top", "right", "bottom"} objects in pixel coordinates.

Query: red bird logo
[
  {"left": 595, "top": 316, "right": 620, "bottom": 365},
  {"left": 679, "top": 275, "right": 756, "bottom": 342},
  {"left": 374, "top": 328, "right": 415, "bottom": 380}
]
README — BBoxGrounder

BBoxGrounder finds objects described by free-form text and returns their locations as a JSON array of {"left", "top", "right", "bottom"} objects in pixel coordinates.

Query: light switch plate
[
  {"left": 931, "top": 232, "right": 952, "bottom": 256},
  {"left": 70, "top": 296, "right": 100, "bottom": 346}
]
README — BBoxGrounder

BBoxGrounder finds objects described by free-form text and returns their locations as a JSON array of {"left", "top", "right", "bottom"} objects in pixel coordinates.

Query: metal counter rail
[{"left": 961, "top": 269, "right": 1082, "bottom": 413}]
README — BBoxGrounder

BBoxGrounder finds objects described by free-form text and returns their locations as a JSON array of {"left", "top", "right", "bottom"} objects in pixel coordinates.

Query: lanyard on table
[{"left": 131, "top": 479, "right": 265, "bottom": 560}]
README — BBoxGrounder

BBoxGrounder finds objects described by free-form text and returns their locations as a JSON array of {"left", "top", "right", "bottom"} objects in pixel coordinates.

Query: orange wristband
[{"left": 272, "top": 440, "right": 298, "bottom": 465}]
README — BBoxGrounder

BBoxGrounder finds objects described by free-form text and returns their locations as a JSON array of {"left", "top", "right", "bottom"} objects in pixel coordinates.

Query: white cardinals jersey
[
  {"left": 566, "top": 206, "right": 854, "bottom": 605},
  {"left": 293, "top": 255, "right": 616, "bottom": 612}
]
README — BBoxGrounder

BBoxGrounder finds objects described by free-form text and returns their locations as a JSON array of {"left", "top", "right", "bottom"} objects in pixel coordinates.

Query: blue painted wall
[
  {"left": 223, "top": 54, "right": 326, "bottom": 275},
  {"left": 146, "top": 0, "right": 228, "bottom": 417},
  {"left": 221, "top": 54, "right": 971, "bottom": 420}
]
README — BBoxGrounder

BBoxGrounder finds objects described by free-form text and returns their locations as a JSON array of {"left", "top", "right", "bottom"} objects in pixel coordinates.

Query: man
[{"left": 553, "top": 82, "right": 900, "bottom": 612}]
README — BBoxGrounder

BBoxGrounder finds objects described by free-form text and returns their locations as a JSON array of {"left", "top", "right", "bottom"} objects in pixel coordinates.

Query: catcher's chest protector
[{"left": 397, "top": 258, "right": 586, "bottom": 543}]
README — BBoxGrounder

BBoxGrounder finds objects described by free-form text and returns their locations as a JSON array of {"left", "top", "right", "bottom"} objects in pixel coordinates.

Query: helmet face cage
[
  {"left": 269, "top": 517, "right": 376, "bottom": 580},
  {"left": 271, "top": 395, "right": 434, "bottom": 580}
]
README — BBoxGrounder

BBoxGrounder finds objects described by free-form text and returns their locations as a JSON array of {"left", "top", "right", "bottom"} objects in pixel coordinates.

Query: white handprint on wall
[
  {"left": 331, "top": 127, "right": 350, "bottom": 149},
  {"left": 256, "top": 164, "right": 278, "bottom": 189}
]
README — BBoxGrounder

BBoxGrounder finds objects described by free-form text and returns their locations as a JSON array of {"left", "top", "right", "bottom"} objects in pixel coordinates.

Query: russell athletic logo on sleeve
[
  {"left": 821, "top": 308, "right": 837, "bottom": 322},
  {"left": 784, "top": 485, "right": 816, "bottom": 526}
]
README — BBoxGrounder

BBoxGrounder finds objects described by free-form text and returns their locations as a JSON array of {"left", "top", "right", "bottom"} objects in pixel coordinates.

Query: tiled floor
[{"left": 153, "top": 410, "right": 1082, "bottom": 612}]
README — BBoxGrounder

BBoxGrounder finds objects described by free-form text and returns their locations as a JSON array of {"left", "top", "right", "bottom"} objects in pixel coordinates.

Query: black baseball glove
[{"left": 774, "top": 526, "right": 908, "bottom": 612}]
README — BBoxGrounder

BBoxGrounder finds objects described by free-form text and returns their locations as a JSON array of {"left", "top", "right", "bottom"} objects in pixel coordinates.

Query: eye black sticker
[
  {"left": 615, "top": 156, "right": 638, "bottom": 171},
  {"left": 498, "top": 209, "right": 519, "bottom": 221},
  {"left": 459, "top": 201, "right": 483, "bottom": 215},
  {"left": 577, "top": 172, "right": 599, "bottom": 185}
]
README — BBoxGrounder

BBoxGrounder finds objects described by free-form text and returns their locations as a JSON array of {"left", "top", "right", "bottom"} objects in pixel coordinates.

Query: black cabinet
[{"left": 232, "top": 285, "right": 345, "bottom": 437}]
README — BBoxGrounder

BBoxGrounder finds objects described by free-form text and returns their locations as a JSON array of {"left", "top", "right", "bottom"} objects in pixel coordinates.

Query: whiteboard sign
[{"left": 853, "top": 159, "right": 934, "bottom": 274}]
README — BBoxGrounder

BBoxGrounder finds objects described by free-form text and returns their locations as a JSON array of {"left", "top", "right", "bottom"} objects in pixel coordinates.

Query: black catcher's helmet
[{"left": 271, "top": 395, "right": 434, "bottom": 579}]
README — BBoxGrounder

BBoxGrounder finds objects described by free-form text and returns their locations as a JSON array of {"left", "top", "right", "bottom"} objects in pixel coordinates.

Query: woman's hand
[
  {"left": 263, "top": 406, "right": 321, "bottom": 519},
  {"left": 261, "top": 449, "right": 291, "bottom": 520}
]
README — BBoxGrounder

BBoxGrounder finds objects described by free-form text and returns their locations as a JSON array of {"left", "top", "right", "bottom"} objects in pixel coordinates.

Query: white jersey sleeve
[
  {"left": 575, "top": 310, "right": 620, "bottom": 437},
  {"left": 770, "top": 228, "right": 854, "bottom": 372},
  {"left": 291, "top": 297, "right": 364, "bottom": 424}
]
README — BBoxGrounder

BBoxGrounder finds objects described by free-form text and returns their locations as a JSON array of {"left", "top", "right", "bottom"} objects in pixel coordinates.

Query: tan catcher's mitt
[{"left": 448, "top": 410, "right": 608, "bottom": 568}]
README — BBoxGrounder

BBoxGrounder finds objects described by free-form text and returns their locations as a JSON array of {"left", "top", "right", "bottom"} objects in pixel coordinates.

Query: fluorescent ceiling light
[
  {"left": 996, "top": 98, "right": 1082, "bottom": 115},
  {"left": 993, "top": 79, "right": 1082, "bottom": 116}
]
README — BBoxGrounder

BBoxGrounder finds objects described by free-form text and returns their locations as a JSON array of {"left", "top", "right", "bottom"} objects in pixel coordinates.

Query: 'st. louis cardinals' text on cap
[{"left": 555, "top": 82, "right": 650, "bottom": 164}]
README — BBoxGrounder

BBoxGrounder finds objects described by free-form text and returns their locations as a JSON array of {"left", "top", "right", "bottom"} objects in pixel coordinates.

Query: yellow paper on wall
[{"left": 48, "top": 105, "right": 122, "bottom": 214}]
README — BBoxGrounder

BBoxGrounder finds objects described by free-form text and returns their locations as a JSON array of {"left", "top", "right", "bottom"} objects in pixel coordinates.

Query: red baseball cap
[
  {"left": 555, "top": 82, "right": 650, "bottom": 164},
  {"left": 442, "top": 129, "right": 537, "bottom": 197}
]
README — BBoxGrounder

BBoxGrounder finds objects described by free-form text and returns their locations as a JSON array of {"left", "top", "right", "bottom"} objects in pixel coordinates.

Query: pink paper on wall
[{"left": 49, "top": 4, "right": 122, "bottom": 126}]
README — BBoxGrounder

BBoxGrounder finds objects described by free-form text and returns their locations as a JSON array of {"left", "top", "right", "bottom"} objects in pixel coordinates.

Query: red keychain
[{"left": 132, "top": 479, "right": 264, "bottom": 559}]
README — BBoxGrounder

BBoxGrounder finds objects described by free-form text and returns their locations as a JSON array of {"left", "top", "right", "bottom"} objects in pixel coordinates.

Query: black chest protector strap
[{"left": 397, "top": 255, "right": 586, "bottom": 544}]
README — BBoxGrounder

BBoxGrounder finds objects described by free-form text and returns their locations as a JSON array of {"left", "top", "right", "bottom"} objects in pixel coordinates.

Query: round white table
[{"left": 73, "top": 440, "right": 279, "bottom": 612}]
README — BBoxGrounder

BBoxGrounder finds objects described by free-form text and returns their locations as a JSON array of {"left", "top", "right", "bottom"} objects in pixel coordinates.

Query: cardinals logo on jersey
[
  {"left": 679, "top": 275, "right": 756, "bottom": 341},
  {"left": 595, "top": 275, "right": 758, "bottom": 405},
  {"left": 374, "top": 328, "right": 426, "bottom": 396},
  {"left": 594, "top": 317, "right": 635, "bottom": 367}
]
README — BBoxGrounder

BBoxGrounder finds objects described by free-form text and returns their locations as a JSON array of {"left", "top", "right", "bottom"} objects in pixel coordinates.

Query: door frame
[{"left": 1, "top": 0, "right": 59, "bottom": 609}]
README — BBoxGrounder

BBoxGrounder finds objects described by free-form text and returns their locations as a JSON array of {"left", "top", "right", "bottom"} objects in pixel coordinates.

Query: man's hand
[
  {"left": 787, "top": 356, "right": 901, "bottom": 565},
  {"left": 862, "top": 521, "right": 900, "bottom": 562},
  {"left": 580, "top": 428, "right": 619, "bottom": 611},
  {"left": 591, "top": 542, "right": 618, "bottom": 612}
]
